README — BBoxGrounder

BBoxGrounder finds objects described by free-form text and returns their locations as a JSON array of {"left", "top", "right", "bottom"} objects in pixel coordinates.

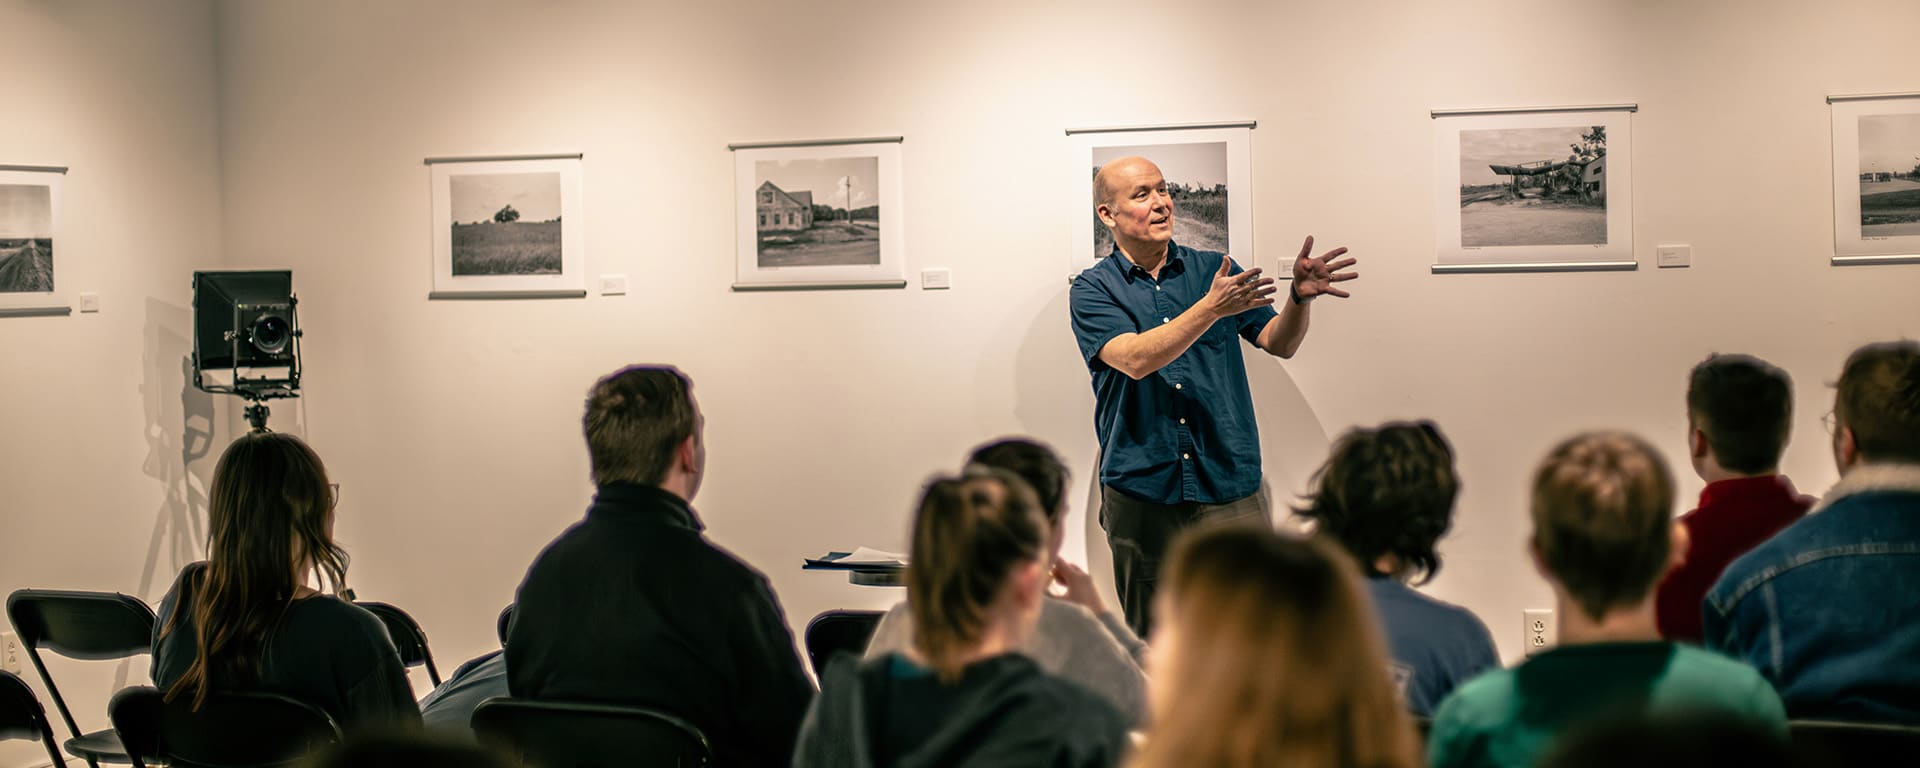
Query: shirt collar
[
  {"left": 1112, "top": 241, "right": 1184, "bottom": 283},
  {"left": 1698, "top": 475, "right": 1797, "bottom": 509},
  {"left": 588, "top": 482, "right": 705, "bottom": 532}
]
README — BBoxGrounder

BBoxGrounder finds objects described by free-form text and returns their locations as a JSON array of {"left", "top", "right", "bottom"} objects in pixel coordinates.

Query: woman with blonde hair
[
  {"left": 153, "top": 432, "right": 418, "bottom": 729},
  {"left": 1134, "top": 526, "right": 1418, "bottom": 768},
  {"left": 794, "top": 468, "right": 1129, "bottom": 767}
]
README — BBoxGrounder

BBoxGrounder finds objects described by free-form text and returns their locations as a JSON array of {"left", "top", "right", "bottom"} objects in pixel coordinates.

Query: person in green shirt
[{"left": 1427, "top": 431, "right": 1786, "bottom": 768}]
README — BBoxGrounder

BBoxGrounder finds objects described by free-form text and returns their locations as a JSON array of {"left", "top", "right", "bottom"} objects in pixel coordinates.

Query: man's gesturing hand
[
  {"left": 1290, "top": 235, "right": 1358, "bottom": 301},
  {"left": 1202, "top": 254, "right": 1277, "bottom": 319}
]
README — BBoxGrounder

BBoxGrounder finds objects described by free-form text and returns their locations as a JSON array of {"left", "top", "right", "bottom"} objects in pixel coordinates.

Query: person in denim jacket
[{"left": 1705, "top": 340, "right": 1920, "bottom": 724}]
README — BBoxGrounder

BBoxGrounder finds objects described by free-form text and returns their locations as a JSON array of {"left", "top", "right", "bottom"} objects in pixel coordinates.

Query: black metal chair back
[
  {"left": 802, "top": 609, "right": 884, "bottom": 679},
  {"left": 1790, "top": 718, "right": 1920, "bottom": 765},
  {"left": 352, "top": 601, "right": 442, "bottom": 686},
  {"left": 7, "top": 589, "right": 158, "bottom": 766},
  {"left": 472, "top": 697, "right": 711, "bottom": 768},
  {"left": 0, "top": 670, "right": 68, "bottom": 767},
  {"left": 109, "top": 686, "right": 340, "bottom": 768}
]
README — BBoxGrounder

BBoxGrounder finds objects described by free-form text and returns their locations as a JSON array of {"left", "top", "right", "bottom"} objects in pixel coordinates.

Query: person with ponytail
[
  {"left": 793, "top": 469, "right": 1130, "bottom": 767},
  {"left": 152, "top": 432, "right": 419, "bottom": 729},
  {"left": 1132, "top": 526, "right": 1419, "bottom": 768}
]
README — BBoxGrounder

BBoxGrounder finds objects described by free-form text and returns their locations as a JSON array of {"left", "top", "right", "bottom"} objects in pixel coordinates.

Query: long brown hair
[
  {"left": 906, "top": 468, "right": 1047, "bottom": 683},
  {"left": 1133, "top": 528, "right": 1419, "bottom": 768},
  {"left": 162, "top": 432, "right": 348, "bottom": 708}
]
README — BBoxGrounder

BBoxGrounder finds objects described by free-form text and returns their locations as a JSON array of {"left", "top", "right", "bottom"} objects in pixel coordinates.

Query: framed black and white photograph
[
  {"left": 1066, "top": 123, "right": 1254, "bottom": 275},
  {"left": 1830, "top": 93, "right": 1920, "bottom": 265},
  {"left": 0, "top": 166, "right": 66, "bottom": 314},
  {"left": 427, "top": 154, "right": 585, "bottom": 298},
  {"left": 1432, "top": 107, "right": 1635, "bottom": 272},
  {"left": 730, "top": 138, "right": 905, "bottom": 290}
]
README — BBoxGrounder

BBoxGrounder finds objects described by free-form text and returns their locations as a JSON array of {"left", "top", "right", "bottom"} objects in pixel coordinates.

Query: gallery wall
[
  {"left": 6, "top": 4, "right": 1920, "bottom": 763},
  {"left": 0, "top": 2, "right": 224, "bottom": 766}
]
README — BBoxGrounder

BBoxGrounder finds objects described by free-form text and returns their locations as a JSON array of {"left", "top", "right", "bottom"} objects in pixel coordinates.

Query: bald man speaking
[{"left": 1070, "top": 156, "right": 1357, "bottom": 636}]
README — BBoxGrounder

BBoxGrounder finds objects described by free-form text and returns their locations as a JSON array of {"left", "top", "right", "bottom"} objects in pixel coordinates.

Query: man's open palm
[{"left": 1291, "top": 235, "right": 1358, "bottom": 300}]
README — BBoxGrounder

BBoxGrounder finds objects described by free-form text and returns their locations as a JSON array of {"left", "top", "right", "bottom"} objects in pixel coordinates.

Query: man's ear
[
  {"left": 1837, "top": 425, "right": 1861, "bottom": 470},
  {"left": 1527, "top": 534, "right": 1550, "bottom": 580},
  {"left": 676, "top": 433, "right": 698, "bottom": 473},
  {"left": 1095, "top": 202, "right": 1115, "bottom": 229},
  {"left": 1688, "top": 424, "right": 1710, "bottom": 460}
]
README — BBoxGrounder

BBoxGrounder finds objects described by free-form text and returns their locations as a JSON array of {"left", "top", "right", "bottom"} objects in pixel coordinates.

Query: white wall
[
  {"left": 6, "top": 4, "right": 1920, "bottom": 763},
  {"left": 0, "top": 2, "right": 224, "bottom": 765},
  {"left": 206, "top": 0, "right": 1920, "bottom": 673}
]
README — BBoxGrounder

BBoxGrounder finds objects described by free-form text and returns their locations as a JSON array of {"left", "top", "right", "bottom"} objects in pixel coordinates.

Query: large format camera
[{"left": 191, "top": 270, "right": 302, "bottom": 430}]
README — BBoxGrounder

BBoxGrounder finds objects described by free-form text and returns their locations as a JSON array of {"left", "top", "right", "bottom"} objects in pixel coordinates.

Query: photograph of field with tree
[
  {"left": 1858, "top": 113, "right": 1920, "bottom": 238},
  {"left": 1458, "top": 126, "right": 1607, "bottom": 248},
  {"left": 754, "top": 157, "right": 881, "bottom": 268},
  {"left": 1091, "top": 141, "right": 1229, "bottom": 258},
  {"left": 449, "top": 171, "right": 562, "bottom": 275},
  {"left": 0, "top": 183, "right": 54, "bottom": 293}
]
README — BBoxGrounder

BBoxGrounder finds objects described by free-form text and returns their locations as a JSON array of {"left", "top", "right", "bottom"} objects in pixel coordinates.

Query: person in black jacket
[
  {"left": 793, "top": 468, "right": 1130, "bottom": 768},
  {"left": 153, "top": 432, "right": 419, "bottom": 730},
  {"left": 507, "top": 365, "right": 813, "bottom": 767}
]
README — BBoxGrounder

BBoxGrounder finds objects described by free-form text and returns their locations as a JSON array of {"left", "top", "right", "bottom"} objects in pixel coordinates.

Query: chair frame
[
  {"left": 0, "top": 669, "right": 69, "bottom": 767},
  {"left": 352, "top": 600, "right": 442, "bottom": 686},
  {"left": 471, "top": 696, "right": 712, "bottom": 767},
  {"left": 802, "top": 609, "right": 885, "bottom": 679},
  {"left": 7, "top": 589, "right": 158, "bottom": 767},
  {"left": 108, "top": 685, "right": 341, "bottom": 768}
]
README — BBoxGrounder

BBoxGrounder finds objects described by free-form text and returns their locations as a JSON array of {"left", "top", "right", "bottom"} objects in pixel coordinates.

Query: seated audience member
[
  {"left": 1132, "top": 527, "right": 1419, "bottom": 768},
  {"left": 864, "top": 438, "right": 1148, "bottom": 724},
  {"left": 1655, "top": 354, "right": 1813, "bottom": 644},
  {"left": 417, "top": 648, "right": 506, "bottom": 738},
  {"left": 506, "top": 366, "right": 812, "bottom": 767},
  {"left": 1294, "top": 421, "right": 1498, "bottom": 717},
  {"left": 153, "top": 432, "right": 420, "bottom": 729},
  {"left": 795, "top": 470, "right": 1130, "bottom": 767},
  {"left": 1706, "top": 341, "right": 1920, "bottom": 723},
  {"left": 1428, "top": 432, "right": 1785, "bottom": 768}
]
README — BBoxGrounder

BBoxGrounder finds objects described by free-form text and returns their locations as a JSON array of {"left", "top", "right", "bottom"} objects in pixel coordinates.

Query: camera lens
[{"left": 251, "top": 314, "right": 290, "bottom": 355}]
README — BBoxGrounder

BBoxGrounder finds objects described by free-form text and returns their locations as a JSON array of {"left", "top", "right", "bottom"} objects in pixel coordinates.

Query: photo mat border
[
  {"left": 426, "top": 154, "right": 586, "bottom": 299},
  {"left": 1432, "top": 105, "right": 1636, "bottom": 274},
  {"left": 0, "top": 165, "right": 69, "bottom": 316},
  {"left": 1828, "top": 93, "right": 1920, "bottom": 265},
  {"left": 730, "top": 137, "right": 907, "bottom": 291},
  {"left": 1065, "top": 122, "right": 1256, "bottom": 277}
]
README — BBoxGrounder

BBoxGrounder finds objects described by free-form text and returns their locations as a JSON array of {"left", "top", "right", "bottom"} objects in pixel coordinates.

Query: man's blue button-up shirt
[{"left": 1070, "top": 242, "right": 1277, "bottom": 505}]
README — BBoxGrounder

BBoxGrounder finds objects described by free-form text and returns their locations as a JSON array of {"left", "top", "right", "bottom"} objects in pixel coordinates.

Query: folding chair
[
  {"left": 353, "top": 601, "right": 442, "bottom": 686},
  {"left": 109, "top": 685, "right": 340, "bottom": 768},
  {"left": 6, "top": 589, "right": 157, "bottom": 767},
  {"left": 0, "top": 670, "right": 67, "bottom": 767},
  {"left": 802, "top": 609, "right": 884, "bottom": 679},
  {"left": 472, "top": 696, "right": 710, "bottom": 767}
]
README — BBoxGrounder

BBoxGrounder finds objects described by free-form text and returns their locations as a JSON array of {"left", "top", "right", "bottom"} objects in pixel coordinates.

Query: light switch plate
[
  {"left": 598, "top": 274, "right": 628, "bottom": 295},
  {"left": 921, "top": 268, "right": 952, "bottom": 290},
  {"left": 1656, "top": 244, "right": 1691, "bottom": 268},
  {"left": 78, "top": 292, "right": 100, "bottom": 313}
]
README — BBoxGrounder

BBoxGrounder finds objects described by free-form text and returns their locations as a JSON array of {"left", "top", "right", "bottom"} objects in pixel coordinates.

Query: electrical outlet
[
  {"left": 1, "top": 631, "right": 22, "bottom": 674},
  {"left": 1523, "top": 609, "right": 1555, "bottom": 656}
]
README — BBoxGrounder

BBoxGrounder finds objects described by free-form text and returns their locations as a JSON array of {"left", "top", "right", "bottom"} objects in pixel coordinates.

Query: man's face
[
  {"left": 687, "top": 393, "right": 708, "bottom": 500},
  {"left": 1097, "top": 158, "right": 1174, "bottom": 247}
]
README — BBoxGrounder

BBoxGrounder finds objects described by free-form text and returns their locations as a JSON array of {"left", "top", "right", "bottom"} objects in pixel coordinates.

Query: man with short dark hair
[
  {"left": 1706, "top": 340, "right": 1920, "bottom": 723},
  {"left": 1428, "top": 432, "right": 1784, "bottom": 768},
  {"left": 1070, "top": 155, "right": 1358, "bottom": 637},
  {"left": 507, "top": 365, "right": 813, "bottom": 766},
  {"left": 1654, "top": 354, "right": 1813, "bottom": 643}
]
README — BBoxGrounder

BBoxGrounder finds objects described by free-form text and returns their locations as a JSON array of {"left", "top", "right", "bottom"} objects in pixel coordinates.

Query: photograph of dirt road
[
  {"left": 0, "top": 184, "right": 54, "bottom": 293},
  {"left": 449, "top": 172, "right": 562, "bottom": 276},
  {"left": 1859, "top": 113, "right": 1920, "bottom": 238},
  {"left": 755, "top": 157, "right": 880, "bottom": 268},
  {"left": 1458, "top": 126, "right": 1607, "bottom": 248},
  {"left": 1091, "top": 141, "right": 1229, "bottom": 258}
]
